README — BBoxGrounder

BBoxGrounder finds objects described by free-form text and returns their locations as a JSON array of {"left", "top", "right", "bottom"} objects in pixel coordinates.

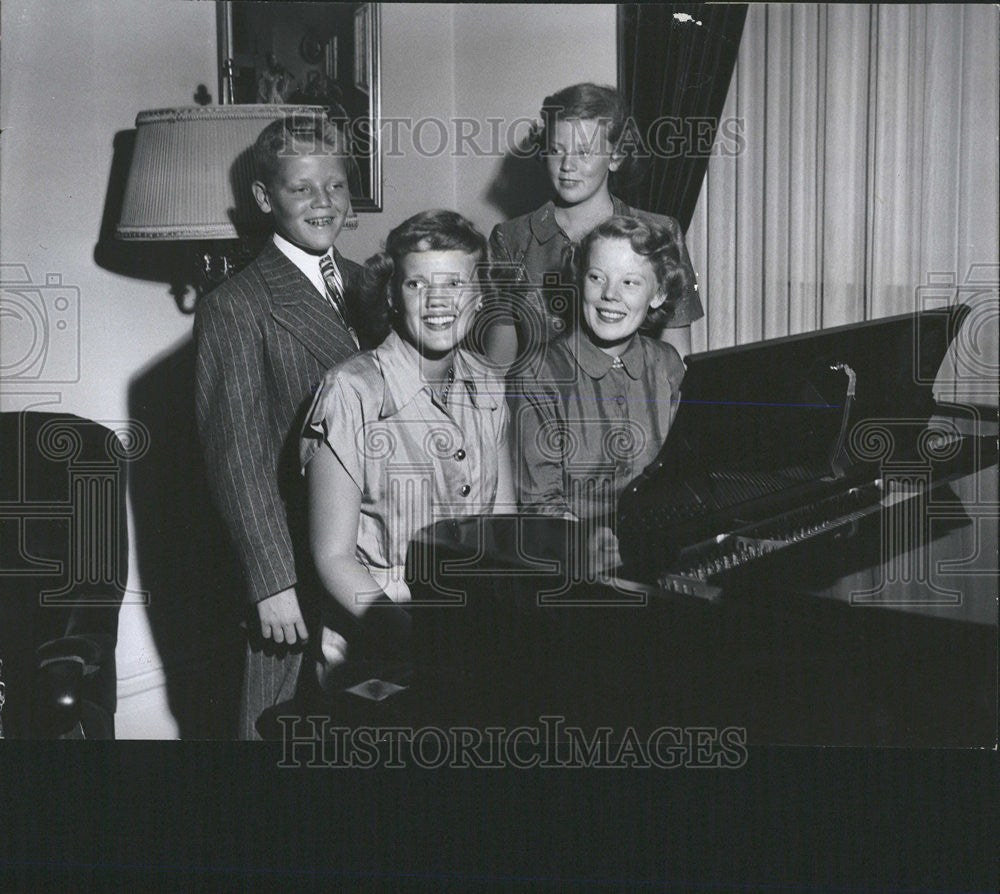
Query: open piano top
[{"left": 616, "top": 305, "right": 996, "bottom": 605}]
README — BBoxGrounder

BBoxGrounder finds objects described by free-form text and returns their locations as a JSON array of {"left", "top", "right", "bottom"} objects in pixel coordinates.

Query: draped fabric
[
  {"left": 683, "top": 4, "right": 1000, "bottom": 365},
  {"left": 617, "top": 3, "right": 749, "bottom": 232}
]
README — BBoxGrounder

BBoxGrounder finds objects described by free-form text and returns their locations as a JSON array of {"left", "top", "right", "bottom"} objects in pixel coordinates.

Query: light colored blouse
[{"left": 301, "top": 329, "right": 509, "bottom": 605}]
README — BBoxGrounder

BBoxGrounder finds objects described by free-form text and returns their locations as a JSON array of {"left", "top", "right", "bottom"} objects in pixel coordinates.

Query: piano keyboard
[{"left": 655, "top": 482, "right": 888, "bottom": 602}]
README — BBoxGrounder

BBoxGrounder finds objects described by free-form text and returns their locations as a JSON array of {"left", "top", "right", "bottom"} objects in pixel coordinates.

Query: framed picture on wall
[
  {"left": 217, "top": 1, "right": 382, "bottom": 212},
  {"left": 325, "top": 36, "right": 338, "bottom": 84},
  {"left": 354, "top": 5, "right": 370, "bottom": 93}
]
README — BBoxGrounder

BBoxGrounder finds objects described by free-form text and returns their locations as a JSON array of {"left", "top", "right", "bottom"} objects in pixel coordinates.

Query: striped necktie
[{"left": 319, "top": 253, "right": 358, "bottom": 347}]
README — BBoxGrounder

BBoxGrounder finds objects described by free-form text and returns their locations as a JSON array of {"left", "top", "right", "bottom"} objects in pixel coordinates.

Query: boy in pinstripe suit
[{"left": 195, "top": 114, "right": 372, "bottom": 739}]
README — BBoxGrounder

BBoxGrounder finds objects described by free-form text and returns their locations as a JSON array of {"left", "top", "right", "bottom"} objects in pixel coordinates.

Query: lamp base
[
  {"left": 177, "top": 238, "right": 264, "bottom": 312},
  {"left": 199, "top": 238, "right": 261, "bottom": 286}
]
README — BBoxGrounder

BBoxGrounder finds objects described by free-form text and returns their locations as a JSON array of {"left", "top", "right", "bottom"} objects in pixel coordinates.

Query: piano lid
[
  {"left": 617, "top": 306, "right": 974, "bottom": 568},
  {"left": 636, "top": 307, "right": 968, "bottom": 481}
]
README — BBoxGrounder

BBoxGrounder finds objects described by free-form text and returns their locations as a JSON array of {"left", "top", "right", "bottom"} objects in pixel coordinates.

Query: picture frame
[
  {"left": 354, "top": 5, "right": 370, "bottom": 92},
  {"left": 217, "top": 1, "right": 382, "bottom": 212}
]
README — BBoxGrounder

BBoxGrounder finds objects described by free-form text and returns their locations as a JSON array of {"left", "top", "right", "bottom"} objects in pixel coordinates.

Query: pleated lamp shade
[{"left": 115, "top": 104, "right": 327, "bottom": 240}]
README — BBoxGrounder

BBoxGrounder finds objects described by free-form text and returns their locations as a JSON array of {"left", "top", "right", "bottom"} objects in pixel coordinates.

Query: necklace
[{"left": 440, "top": 365, "right": 455, "bottom": 405}]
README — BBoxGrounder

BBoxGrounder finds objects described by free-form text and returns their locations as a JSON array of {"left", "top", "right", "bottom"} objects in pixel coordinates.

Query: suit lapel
[{"left": 258, "top": 242, "right": 358, "bottom": 369}]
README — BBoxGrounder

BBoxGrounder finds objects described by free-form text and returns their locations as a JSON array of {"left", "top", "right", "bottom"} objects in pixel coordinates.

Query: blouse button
[
  {"left": 460, "top": 484, "right": 471, "bottom": 497},
  {"left": 454, "top": 449, "right": 466, "bottom": 461}
]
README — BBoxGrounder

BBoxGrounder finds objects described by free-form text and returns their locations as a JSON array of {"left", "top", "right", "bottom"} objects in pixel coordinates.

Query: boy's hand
[{"left": 257, "top": 586, "right": 309, "bottom": 645}]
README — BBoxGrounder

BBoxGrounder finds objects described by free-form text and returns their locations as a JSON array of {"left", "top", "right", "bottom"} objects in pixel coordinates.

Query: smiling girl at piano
[
  {"left": 511, "top": 215, "right": 689, "bottom": 572},
  {"left": 301, "top": 210, "right": 514, "bottom": 688}
]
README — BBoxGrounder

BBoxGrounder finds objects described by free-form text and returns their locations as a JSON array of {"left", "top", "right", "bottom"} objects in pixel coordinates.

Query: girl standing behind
[{"left": 486, "top": 83, "right": 703, "bottom": 369}]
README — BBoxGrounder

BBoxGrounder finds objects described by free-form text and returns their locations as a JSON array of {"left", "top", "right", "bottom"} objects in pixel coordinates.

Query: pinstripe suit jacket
[{"left": 194, "top": 241, "right": 366, "bottom": 607}]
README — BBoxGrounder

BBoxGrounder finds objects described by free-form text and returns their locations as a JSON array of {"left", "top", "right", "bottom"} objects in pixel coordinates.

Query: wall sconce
[{"left": 115, "top": 104, "right": 357, "bottom": 310}]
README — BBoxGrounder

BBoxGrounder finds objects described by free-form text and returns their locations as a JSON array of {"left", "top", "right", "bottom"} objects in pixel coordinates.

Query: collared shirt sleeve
[
  {"left": 487, "top": 223, "right": 529, "bottom": 327},
  {"left": 300, "top": 366, "right": 365, "bottom": 492},
  {"left": 655, "top": 339, "right": 686, "bottom": 393},
  {"left": 488, "top": 223, "right": 514, "bottom": 266},
  {"left": 648, "top": 338, "right": 686, "bottom": 426}
]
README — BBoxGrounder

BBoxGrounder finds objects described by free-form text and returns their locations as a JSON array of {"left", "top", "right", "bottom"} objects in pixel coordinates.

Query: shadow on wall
[
  {"left": 484, "top": 147, "right": 553, "bottom": 221},
  {"left": 94, "top": 119, "right": 243, "bottom": 738},
  {"left": 93, "top": 130, "right": 202, "bottom": 314},
  {"left": 128, "top": 339, "right": 244, "bottom": 739}
]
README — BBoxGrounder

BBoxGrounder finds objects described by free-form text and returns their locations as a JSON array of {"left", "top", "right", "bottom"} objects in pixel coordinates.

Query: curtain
[
  {"left": 684, "top": 4, "right": 1000, "bottom": 368},
  {"left": 618, "top": 3, "right": 748, "bottom": 232}
]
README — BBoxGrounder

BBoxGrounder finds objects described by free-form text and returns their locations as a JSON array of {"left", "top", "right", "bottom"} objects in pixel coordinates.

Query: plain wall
[
  {"left": 334, "top": 3, "right": 459, "bottom": 263},
  {"left": 0, "top": 1, "right": 616, "bottom": 737},
  {"left": 451, "top": 3, "right": 618, "bottom": 236}
]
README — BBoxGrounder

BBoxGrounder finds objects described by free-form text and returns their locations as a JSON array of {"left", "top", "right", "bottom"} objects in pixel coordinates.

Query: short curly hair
[
  {"left": 575, "top": 215, "right": 693, "bottom": 335},
  {"left": 358, "top": 210, "right": 489, "bottom": 344}
]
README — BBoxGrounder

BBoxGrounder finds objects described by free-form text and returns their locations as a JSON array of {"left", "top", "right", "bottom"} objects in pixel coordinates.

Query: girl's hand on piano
[
  {"left": 587, "top": 526, "right": 622, "bottom": 576},
  {"left": 315, "top": 626, "right": 349, "bottom": 692}
]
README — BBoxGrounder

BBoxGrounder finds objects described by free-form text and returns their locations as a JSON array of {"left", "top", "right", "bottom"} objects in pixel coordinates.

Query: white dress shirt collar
[{"left": 272, "top": 232, "right": 337, "bottom": 298}]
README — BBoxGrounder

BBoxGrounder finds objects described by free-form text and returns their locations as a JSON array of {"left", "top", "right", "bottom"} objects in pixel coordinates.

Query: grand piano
[{"left": 389, "top": 307, "right": 996, "bottom": 746}]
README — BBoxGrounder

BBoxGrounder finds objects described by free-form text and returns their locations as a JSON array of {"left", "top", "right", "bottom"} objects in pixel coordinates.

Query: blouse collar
[
  {"left": 528, "top": 195, "right": 633, "bottom": 244},
  {"left": 565, "top": 327, "right": 646, "bottom": 380},
  {"left": 375, "top": 331, "right": 501, "bottom": 417}
]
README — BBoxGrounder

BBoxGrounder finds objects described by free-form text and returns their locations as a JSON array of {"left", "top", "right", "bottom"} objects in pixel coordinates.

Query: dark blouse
[
  {"left": 488, "top": 195, "right": 704, "bottom": 346},
  {"left": 509, "top": 328, "right": 685, "bottom": 526}
]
